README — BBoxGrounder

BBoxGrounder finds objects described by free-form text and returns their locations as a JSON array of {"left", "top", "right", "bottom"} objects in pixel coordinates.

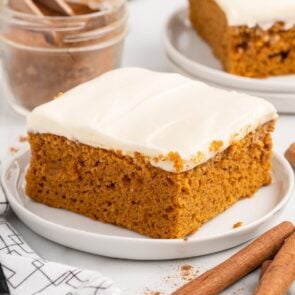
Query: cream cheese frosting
[
  {"left": 215, "top": 0, "right": 295, "bottom": 30},
  {"left": 27, "top": 67, "right": 277, "bottom": 172}
]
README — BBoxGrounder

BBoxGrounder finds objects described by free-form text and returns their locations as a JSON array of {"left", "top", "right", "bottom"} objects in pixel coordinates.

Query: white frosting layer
[
  {"left": 28, "top": 68, "right": 277, "bottom": 172},
  {"left": 215, "top": 0, "right": 295, "bottom": 30}
]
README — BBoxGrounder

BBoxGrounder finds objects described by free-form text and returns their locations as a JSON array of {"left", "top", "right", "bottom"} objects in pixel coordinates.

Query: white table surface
[{"left": 0, "top": 0, "right": 295, "bottom": 294}]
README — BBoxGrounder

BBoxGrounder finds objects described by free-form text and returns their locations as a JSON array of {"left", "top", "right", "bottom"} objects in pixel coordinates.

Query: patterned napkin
[
  {"left": 0, "top": 183, "right": 121, "bottom": 295},
  {"left": 0, "top": 182, "right": 9, "bottom": 216}
]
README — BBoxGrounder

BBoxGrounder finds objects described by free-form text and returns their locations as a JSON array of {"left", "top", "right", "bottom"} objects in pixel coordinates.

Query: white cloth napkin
[{"left": 0, "top": 184, "right": 121, "bottom": 295}]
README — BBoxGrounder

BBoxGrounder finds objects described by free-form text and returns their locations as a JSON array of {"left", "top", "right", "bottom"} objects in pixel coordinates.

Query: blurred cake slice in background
[{"left": 189, "top": 0, "right": 295, "bottom": 78}]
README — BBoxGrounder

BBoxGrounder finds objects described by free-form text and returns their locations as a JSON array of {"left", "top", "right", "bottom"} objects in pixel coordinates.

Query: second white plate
[{"left": 1, "top": 149, "right": 294, "bottom": 260}]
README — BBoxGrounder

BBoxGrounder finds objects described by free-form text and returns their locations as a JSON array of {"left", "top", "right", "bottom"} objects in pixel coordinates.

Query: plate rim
[
  {"left": 166, "top": 55, "right": 295, "bottom": 99},
  {"left": 1, "top": 147, "right": 294, "bottom": 246},
  {"left": 164, "top": 6, "right": 295, "bottom": 93}
]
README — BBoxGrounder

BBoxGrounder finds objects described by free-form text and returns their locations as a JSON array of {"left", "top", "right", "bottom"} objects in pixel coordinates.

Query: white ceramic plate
[
  {"left": 167, "top": 56, "right": 295, "bottom": 114},
  {"left": 1, "top": 149, "right": 294, "bottom": 260},
  {"left": 164, "top": 6, "right": 295, "bottom": 94}
]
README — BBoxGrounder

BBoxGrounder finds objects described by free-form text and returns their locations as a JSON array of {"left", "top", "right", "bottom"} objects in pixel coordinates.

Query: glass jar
[{"left": 0, "top": 0, "right": 128, "bottom": 115}]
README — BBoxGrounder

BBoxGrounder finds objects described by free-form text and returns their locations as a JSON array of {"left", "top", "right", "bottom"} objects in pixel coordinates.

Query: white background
[{"left": 0, "top": 0, "right": 294, "bottom": 294}]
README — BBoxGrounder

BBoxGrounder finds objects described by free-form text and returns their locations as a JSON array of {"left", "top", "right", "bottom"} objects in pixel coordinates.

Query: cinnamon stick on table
[
  {"left": 259, "top": 260, "right": 272, "bottom": 279},
  {"left": 173, "top": 221, "right": 295, "bottom": 295},
  {"left": 254, "top": 232, "right": 295, "bottom": 295}
]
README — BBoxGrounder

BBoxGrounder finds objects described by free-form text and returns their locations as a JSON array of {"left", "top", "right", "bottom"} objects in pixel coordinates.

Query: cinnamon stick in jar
[
  {"left": 37, "top": 0, "right": 74, "bottom": 16},
  {"left": 254, "top": 232, "right": 295, "bottom": 295},
  {"left": 173, "top": 221, "right": 294, "bottom": 295},
  {"left": 8, "top": 0, "right": 43, "bottom": 15}
]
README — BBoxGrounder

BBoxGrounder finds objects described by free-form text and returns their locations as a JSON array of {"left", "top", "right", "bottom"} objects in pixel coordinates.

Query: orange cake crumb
[
  {"left": 180, "top": 265, "right": 199, "bottom": 281},
  {"left": 233, "top": 221, "right": 244, "bottom": 229},
  {"left": 167, "top": 151, "right": 184, "bottom": 172},
  {"left": 209, "top": 140, "right": 224, "bottom": 152}
]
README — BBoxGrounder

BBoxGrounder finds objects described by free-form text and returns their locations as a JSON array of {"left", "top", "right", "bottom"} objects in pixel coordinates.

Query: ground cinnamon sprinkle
[
  {"left": 9, "top": 147, "right": 19, "bottom": 154},
  {"left": 162, "top": 273, "right": 181, "bottom": 288},
  {"left": 144, "top": 290, "right": 162, "bottom": 295},
  {"left": 144, "top": 264, "right": 200, "bottom": 294},
  {"left": 19, "top": 135, "right": 28, "bottom": 142},
  {"left": 180, "top": 265, "right": 199, "bottom": 282},
  {"left": 181, "top": 265, "right": 193, "bottom": 272}
]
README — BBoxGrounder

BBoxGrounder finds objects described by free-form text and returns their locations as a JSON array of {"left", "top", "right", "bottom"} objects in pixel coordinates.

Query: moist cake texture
[
  {"left": 189, "top": 0, "right": 295, "bottom": 78},
  {"left": 25, "top": 68, "right": 277, "bottom": 238},
  {"left": 26, "top": 122, "right": 274, "bottom": 239}
]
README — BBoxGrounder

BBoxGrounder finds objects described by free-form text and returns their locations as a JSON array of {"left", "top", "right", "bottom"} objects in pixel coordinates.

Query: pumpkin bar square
[{"left": 26, "top": 68, "right": 277, "bottom": 238}]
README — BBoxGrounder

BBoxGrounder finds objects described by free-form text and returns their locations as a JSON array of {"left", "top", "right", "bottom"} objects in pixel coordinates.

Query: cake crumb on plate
[
  {"left": 233, "top": 221, "right": 244, "bottom": 229},
  {"left": 9, "top": 147, "right": 19, "bottom": 154}
]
